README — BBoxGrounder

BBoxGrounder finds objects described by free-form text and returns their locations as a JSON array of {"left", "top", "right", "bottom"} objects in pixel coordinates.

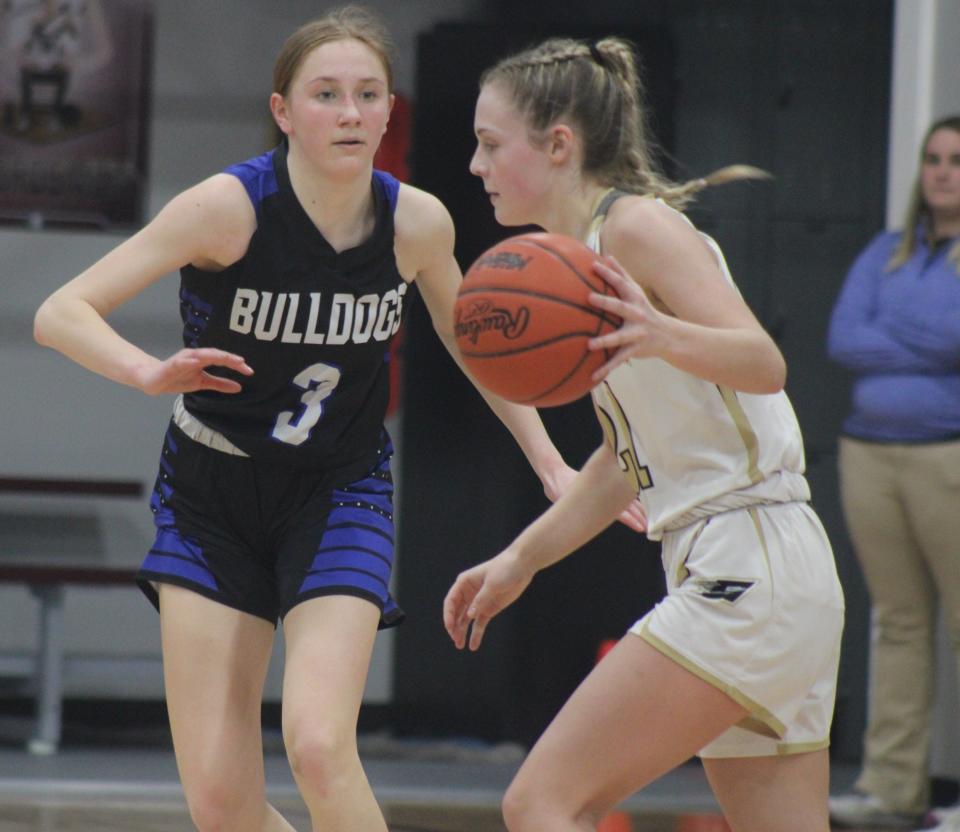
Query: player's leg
[
  {"left": 281, "top": 595, "right": 388, "bottom": 831},
  {"left": 503, "top": 501, "right": 842, "bottom": 832},
  {"left": 703, "top": 751, "right": 830, "bottom": 832},
  {"left": 160, "top": 584, "right": 295, "bottom": 832},
  {"left": 273, "top": 436, "right": 399, "bottom": 829},
  {"left": 501, "top": 633, "right": 748, "bottom": 832}
]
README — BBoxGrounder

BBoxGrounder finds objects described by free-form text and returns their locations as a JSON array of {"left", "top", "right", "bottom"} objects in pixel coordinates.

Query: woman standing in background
[{"left": 827, "top": 115, "right": 960, "bottom": 832}]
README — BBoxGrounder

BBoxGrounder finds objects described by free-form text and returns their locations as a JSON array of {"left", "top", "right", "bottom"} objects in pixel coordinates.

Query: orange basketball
[{"left": 454, "top": 232, "right": 622, "bottom": 407}]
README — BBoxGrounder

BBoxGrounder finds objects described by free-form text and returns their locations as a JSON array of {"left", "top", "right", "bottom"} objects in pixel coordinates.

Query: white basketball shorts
[{"left": 630, "top": 501, "right": 844, "bottom": 757}]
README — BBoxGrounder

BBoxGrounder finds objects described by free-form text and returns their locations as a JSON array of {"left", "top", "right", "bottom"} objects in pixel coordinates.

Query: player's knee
[
  {"left": 502, "top": 778, "right": 545, "bottom": 831},
  {"left": 285, "top": 725, "right": 356, "bottom": 799},
  {"left": 184, "top": 776, "right": 251, "bottom": 832},
  {"left": 503, "top": 777, "right": 591, "bottom": 831}
]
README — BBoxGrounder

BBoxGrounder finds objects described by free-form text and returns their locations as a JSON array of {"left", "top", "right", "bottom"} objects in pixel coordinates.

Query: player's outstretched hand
[
  {"left": 137, "top": 348, "right": 254, "bottom": 395},
  {"left": 587, "top": 256, "right": 668, "bottom": 380},
  {"left": 444, "top": 551, "right": 534, "bottom": 652}
]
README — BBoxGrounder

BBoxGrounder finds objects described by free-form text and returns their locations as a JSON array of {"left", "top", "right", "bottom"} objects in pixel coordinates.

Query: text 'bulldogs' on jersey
[{"left": 228, "top": 285, "right": 407, "bottom": 345}]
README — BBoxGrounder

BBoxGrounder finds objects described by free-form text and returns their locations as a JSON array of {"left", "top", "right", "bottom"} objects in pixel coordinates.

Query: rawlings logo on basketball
[
  {"left": 473, "top": 252, "right": 533, "bottom": 271},
  {"left": 455, "top": 299, "right": 530, "bottom": 345},
  {"left": 454, "top": 232, "right": 617, "bottom": 407}
]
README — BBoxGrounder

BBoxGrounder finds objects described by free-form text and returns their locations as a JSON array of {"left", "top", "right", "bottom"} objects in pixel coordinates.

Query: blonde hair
[
  {"left": 480, "top": 37, "right": 769, "bottom": 210},
  {"left": 272, "top": 5, "right": 394, "bottom": 98},
  {"left": 887, "top": 114, "right": 960, "bottom": 272}
]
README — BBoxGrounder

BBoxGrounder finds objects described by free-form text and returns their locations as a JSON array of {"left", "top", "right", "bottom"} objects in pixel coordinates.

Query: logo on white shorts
[{"left": 690, "top": 578, "right": 755, "bottom": 603}]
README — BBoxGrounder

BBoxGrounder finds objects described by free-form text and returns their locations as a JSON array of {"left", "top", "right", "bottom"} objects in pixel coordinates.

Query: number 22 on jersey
[{"left": 593, "top": 387, "right": 653, "bottom": 493}]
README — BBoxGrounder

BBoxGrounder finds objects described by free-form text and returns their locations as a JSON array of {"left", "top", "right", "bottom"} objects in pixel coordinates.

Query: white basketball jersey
[{"left": 587, "top": 193, "right": 809, "bottom": 539}]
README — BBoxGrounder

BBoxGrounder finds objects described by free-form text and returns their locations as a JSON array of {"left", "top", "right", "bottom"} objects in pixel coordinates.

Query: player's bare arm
[
  {"left": 395, "top": 185, "right": 644, "bottom": 532},
  {"left": 444, "top": 443, "right": 635, "bottom": 651},
  {"left": 34, "top": 174, "right": 255, "bottom": 393},
  {"left": 590, "top": 197, "right": 785, "bottom": 394},
  {"left": 394, "top": 185, "right": 574, "bottom": 489}
]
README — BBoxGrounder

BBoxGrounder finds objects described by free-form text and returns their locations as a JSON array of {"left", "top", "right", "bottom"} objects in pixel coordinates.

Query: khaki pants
[{"left": 839, "top": 437, "right": 960, "bottom": 813}]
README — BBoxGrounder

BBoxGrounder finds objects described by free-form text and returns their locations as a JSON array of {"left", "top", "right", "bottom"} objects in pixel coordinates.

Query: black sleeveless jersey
[{"left": 180, "top": 142, "right": 408, "bottom": 476}]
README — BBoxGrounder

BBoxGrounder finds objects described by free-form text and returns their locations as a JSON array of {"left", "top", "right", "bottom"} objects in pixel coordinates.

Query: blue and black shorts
[{"left": 137, "top": 419, "right": 403, "bottom": 628}]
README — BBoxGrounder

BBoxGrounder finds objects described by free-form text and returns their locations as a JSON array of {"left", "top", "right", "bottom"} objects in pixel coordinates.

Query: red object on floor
[
  {"left": 597, "top": 810, "right": 632, "bottom": 832},
  {"left": 675, "top": 814, "right": 732, "bottom": 831}
]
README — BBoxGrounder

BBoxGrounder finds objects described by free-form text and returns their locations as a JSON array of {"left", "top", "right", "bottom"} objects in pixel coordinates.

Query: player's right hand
[
  {"left": 443, "top": 550, "right": 534, "bottom": 652},
  {"left": 136, "top": 348, "right": 254, "bottom": 395},
  {"left": 588, "top": 255, "right": 669, "bottom": 380}
]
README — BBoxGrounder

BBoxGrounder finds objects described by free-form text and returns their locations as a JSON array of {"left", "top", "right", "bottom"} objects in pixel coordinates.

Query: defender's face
[{"left": 278, "top": 38, "right": 393, "bottom": 177}]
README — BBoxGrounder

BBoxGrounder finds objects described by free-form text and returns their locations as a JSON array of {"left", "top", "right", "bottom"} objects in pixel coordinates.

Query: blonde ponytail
[{"left": 658, "top": 165, "right": 772, "bottom": 209}]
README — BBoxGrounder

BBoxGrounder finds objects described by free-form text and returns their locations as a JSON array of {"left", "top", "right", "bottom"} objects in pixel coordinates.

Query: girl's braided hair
[{"left": 481, "top": 37, "right": 769, "bottom": 210}]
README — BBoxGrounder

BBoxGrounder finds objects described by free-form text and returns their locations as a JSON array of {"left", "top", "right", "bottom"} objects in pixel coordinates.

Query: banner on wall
[{"left": 0, "top": 0, "right": 153, "bottom": 230}]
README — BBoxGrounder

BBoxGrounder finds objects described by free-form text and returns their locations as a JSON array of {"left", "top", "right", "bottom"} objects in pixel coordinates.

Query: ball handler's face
[
  {"left": 470, "top": 83, "right": 554, "bottom": 226},
  {"left": 277, "top": 38, "right": 393, "bottom": 178}
]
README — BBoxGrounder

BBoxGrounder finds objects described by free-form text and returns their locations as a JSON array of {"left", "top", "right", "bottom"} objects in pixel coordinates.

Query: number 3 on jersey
[{"left": 272, "top": 362, "right": 342, "bottom": 446}]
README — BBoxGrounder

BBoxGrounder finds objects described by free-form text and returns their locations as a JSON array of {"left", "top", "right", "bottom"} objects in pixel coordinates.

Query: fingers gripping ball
[{"left": 454, "top": 232, "right": 622, "bottom": 407}]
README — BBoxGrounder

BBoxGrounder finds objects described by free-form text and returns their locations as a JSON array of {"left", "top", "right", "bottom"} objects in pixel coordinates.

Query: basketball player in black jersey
[{"left": 33, "top": 7, "right": 643, "bottom": 831}]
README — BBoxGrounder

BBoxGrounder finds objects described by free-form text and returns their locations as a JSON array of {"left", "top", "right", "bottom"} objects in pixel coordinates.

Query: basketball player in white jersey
[{"left": 444, "top": 35, "right": 844, "bottom": 832}]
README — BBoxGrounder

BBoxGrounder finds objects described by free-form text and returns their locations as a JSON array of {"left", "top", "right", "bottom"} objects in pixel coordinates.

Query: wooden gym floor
[{"left": 0, "top": 725, "right": 870, "bottom": 831}]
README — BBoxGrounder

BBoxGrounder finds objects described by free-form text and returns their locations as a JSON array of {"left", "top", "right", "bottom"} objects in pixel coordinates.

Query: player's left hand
[
  {"left": 541, "top": 456, "right": 646, "bottom": 534},
  {"left": 619, "top": 498, "right": 647, "bottom": 533},
  {"left": 443, "top": 551, "right": 533, "bottom": 651},
  {"left": 587, "top": 256, "right": 670, "bottom": 380}
]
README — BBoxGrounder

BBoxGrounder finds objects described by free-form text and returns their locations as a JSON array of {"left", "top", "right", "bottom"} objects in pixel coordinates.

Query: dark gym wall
[{"left": 392, "top": 0, "right": 892, "bottom": 758}]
